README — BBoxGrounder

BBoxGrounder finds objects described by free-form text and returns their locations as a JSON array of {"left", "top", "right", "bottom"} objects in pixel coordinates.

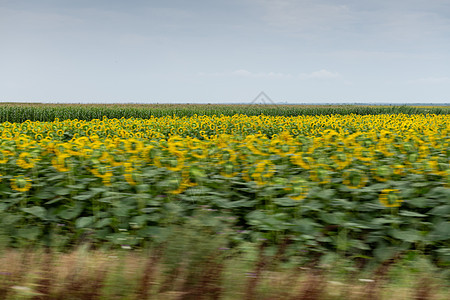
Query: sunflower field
[{"left": 0, "top": 113, "right": 449, "bottom": 265}]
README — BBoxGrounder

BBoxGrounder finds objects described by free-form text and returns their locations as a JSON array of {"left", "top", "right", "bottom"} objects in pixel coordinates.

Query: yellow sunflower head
[
  {"left": 10, "top": 175, "right": 32, "bottom": 192},
  {"left": 379, "top": 188, "right": 403, "bottom": 208}
]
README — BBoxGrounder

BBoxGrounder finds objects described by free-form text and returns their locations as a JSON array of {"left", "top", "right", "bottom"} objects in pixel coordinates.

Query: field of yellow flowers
[{"left": 0, "top": 113, "right": 449, "bottom": 265}]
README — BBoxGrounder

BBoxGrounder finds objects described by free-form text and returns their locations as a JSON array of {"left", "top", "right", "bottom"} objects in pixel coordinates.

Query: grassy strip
[
  {"left": 0, "top": 244, "right": 448, "bottom": 300},
  {"left": 0, "top": 103, "right": 449, "bottom": 122}
]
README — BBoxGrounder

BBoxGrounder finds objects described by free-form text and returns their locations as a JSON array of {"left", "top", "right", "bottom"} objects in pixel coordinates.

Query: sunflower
[
  {"left": 52, "top": 153, "right": 71, "bottom": 172},
  {"left": 288, "top": 177, "right": 309, "bottom": 201},
  {"left": 0, "top": 150, "right": 12, "bottom": 164},
  {"left": 16, "top": 152, "right": 39, "bottom": 169},
  {"left": 379, "top": 189, "right": 403, "bottom": 208},
  {"left": 219, "top": 162, "right": 240, "bottom": 178},
  {"left": 251, "top": 160, "right": 276, "bottom": 186},
  {"left": 170, "top": 171, "right": 197, "bottom": 194},
  {"left": 291, "top": 153, "right": 313, "bottom": 170},
  {"left": 342, "top": 168, "right": 368, "bottom": 189},
  {"left": 309, "top": 165, "right": 332, "bottom": 185},
  {"left": 372, "top": 165, "right": 392, "bottom": 182},
  {"left": 90, "top": 166, "right": 113, "bottom": 186},
  {"left": 123, "top": 162, "right": 137, "bottom": 185},
  {"left": 10, "top": 176, "right": 32, "bottom": 192}
]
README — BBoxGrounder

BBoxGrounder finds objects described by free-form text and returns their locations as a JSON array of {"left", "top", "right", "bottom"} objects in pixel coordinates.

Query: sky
[{"left": 1, "top": 0, "right": 450, "bottom": 104}]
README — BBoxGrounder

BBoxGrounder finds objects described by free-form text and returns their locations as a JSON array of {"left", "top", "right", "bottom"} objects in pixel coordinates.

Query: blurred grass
[{"left": 0, "top": 245, "right": 448, "bottom": 299}]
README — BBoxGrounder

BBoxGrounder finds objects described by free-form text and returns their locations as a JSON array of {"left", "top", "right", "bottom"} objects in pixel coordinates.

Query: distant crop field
[{"left": 0, "top": 103, "right": 449, "bottom": 122}]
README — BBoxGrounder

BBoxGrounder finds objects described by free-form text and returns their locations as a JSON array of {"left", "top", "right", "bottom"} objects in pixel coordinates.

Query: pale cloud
[
  {"left": 250, "top": 0, "right": 450, "bottom": 47},
  {"left": 410, "top": 77, "right": 450, "bottom": 84},
  {"left": 199, "top": 69, "right": 341, "bottom": 80},
  {"left": 231, "top": 69, "right": 291, "bottom": 78},
  {"left": 327, "top": 50, "right": 438, "bottom": 60},
  {"left": 250, "top": 0, "right": 354, "bottom": 35},
  {"left": 299, "top": 69, "right": 341, "bottom": 80},
  {"left": 376, "top": 10, "right": 450, "bottom": 43},
  {"left": 0, "top": 7, "right": 84, "bottom": 28},
  {"left": 198, "top": 69, "right": 292, "bottom": 78}
]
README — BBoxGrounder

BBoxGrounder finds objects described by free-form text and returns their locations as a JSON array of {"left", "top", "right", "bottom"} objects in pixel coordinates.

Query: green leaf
[
  {"left": 319, "top": 212, "right": 341, "bottom": 225},
  {"left": 429, "top": 221, "right": 450, "bottom": 241},
  {"left": 331, "top": 198, "right": 356, "bottom": 210},
  {"left": 428, "top": 205, "right": 450, "bottom": 216},
  {"left": 94, "top": 228, "right": 112, "bottom": 240},
  {"left": 45, "top": 197, "right": 64, "bottom": 205},
  {"left": 351, "top": 239, "right": 370, "bottom": 250},
  {"left": 90, "top": 187, "right": 108, "bottom": 193},
  {"left": 17, "top": 227, "right": 41, "bottom": 240},
  {"left": 131, "top": 215, "right": 148, "bottom": 226},
  {"left": 22, "top": 206, "right": 47, "bottom": 220},
  {"left": 272, "top": 197, "right": 298, "bottom": 207},
  {"left": 73, "top": 194, "right": 94, "bottom": 201},
  {"left": 138, "top": 226, "right": 170, "bottom": 243},
  {"left": 374, "top": 244, "right": 400, "bottom": 262},
  {"left": 315, "top": 189, "right": 335, "bottom": 200},
  {"left": 47, "top": 174, "right": 66, "bottom": 181},
  {"left": 291, "top": 218, "right": 319, "bottom": 235},
  {"left": 319, "top": 252, "right": 339, "bottom": 266},
  {"left": 66, "top": 184, "right": 86, "bottom": 190},
  {"left": 425, "top": 187, "right": 450, "bottom": 199},
  {"left": 343, "top": 222, "right": 370, "bottom": 229},
  {"left": 141, "top": 207, "right": 159, "bottom": 214},
  {"left": 371, "top": 218, "right": 392, "bottom": 225},
  {"left": 59, "top": 202, "right": 84, "bottom": 220},
  {"left": 94, "top": 218, "right": 112, "bottom": 229},
  {"left": 366, "top": 183, "right": 389, "bottom": 191},
  {"left": 390, "top": 229, "right": 421, "bottom": 243},
  {"left": 407, "top": 197, "right": 427, "bottom": 208},
  {"left": 399, "top": 211, "right": 427, "bottom": 217},
  {"left": 411, "top": 182, "right": 430, "bottom": 187},
  {"left": 36, "top": 191, "right": 55, "bottom": 200},
  {"left": 211, "top": 198, "right": 233, "bottom": 209},
  {"left": 1, "top": 214, "right": 22, "bottom": 225},
  {"left": 76, "top": 216, "right": 94, "bottom": 228},
  {"left": 434, "top": 248, "right": 450, "bottom": 263},
  {"left": 246, "top": 210, "right": 265, "bottom": 222},
  {"left": 54, "top": 188, "right": 71, "bottom": 196},
  {"left": 112, "top": 204, "right": 133, "bottom": 217}
]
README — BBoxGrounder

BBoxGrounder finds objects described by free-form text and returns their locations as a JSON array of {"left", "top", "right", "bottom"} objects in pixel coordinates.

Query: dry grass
[{"left": 0, "top": 246, "right": 448, "bottom": 300}]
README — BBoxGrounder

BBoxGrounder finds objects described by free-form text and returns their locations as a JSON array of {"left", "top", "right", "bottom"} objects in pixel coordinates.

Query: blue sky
[{"left": 1, "top": 0, "right": 450, "bottom": 103}]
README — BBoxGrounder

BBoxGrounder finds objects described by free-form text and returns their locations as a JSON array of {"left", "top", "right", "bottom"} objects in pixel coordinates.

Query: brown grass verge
[{"left": 0, "top": 247, "right": 448, "bottom": 300}]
